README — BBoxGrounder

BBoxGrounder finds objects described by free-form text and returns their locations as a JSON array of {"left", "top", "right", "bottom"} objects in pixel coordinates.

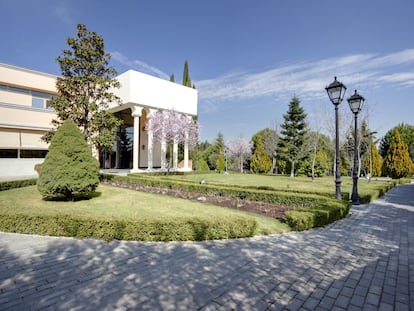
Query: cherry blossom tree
[
  {"left": 227, "top": 136, "right": 252, "bottom": 173},
  {"left": 146, "top": 109, "right": 198, "bottom": 170}
]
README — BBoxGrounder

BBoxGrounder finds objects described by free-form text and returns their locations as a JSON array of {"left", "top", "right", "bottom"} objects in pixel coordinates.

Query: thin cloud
[
  {"left": 111, "top": 51, "right": 169, "bottom": 80},
  {"left": 52, "top": 2, "right": 75, "bottom": 26},
  {"left": 196, "top": 48, "right": 414, "bottom": 113}
]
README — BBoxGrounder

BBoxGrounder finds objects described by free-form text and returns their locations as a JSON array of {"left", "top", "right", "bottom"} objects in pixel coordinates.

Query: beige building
[{"left": 0, "top": 63, "right": 198, "bottom": 179}]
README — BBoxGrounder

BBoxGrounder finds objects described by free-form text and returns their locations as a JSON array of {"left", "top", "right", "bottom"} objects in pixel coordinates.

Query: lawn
[
  {"left": 163, "top": 173, "right": 394, "bottom": 200},
  {"left": 0, "top": 184, "right": 290, "bottom": 238}
]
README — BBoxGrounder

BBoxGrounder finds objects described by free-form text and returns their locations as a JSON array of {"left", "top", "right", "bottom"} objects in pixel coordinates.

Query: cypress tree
[
  {"left": 182, "top": 60, "right": 193, "bottom": 88},
  {"left": 382, "top": 132, "right": 414, "bottom": 178},
  {"left": 250, "top": 136, "right": 272, "bottom": 173},
  {"left": 37, "top": 120, "right": 100, "bottom": 201}
]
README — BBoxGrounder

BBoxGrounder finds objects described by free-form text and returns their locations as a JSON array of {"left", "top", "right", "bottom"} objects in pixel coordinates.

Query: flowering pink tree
[
  {"left": 227, "top": 136, "right": 252, "bottom": 173},
  {"left": 146, "top": 109, "right": 198, "bottom": 169}
]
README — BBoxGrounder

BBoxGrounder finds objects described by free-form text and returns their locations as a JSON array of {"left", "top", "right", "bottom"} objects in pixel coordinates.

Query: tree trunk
[{"left": 290, "top": 161, "right": 295, "bottom": 177}]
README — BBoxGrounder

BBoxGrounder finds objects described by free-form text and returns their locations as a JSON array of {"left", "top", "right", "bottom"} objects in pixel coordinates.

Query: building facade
[{"left": 0, "top": 63, "right": 198, "bottom": 179}]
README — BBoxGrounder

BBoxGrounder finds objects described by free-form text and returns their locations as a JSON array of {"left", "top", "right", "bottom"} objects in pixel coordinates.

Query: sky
[{"left": 1, "top": 0, "right": 414, "bottom": 143}]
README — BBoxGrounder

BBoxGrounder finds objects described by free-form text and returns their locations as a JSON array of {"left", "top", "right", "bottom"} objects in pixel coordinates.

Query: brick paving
[{"left": 0, "top": 184, "right": 413, "bottom": 310}]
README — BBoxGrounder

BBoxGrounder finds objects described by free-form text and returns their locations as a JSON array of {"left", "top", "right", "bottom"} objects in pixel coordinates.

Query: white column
[
  {"left": 173, "top": 141, "right": 178, "bottom": 169},
  {"left": 161, "top": 138, "right": 167, "bottom": 170},
  {"left": 184, "top": 140, "right": 189, "bottom": 170},
  {"left": 147, "top": 130, "right": 153, "bottom": 170},
  {"left": 131, "top": 107, "right": 142, "bottom": 172}
]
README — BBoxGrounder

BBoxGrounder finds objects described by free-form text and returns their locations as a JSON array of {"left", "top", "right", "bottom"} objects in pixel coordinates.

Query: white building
[{"left": 0, "top": 63, "right": 198, "bottom": 179}]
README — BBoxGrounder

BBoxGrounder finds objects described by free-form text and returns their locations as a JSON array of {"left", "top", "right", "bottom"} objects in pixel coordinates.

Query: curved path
[{"left": 1, "top": 184, "right": 413, "bottom": 310}]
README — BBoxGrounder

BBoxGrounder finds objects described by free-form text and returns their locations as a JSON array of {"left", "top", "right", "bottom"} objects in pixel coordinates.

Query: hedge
[
  {"left": 103, "top": 174, "right": 352, "bottom": 232},
  {"left": 0, "top": 214, "right": 257, "bottom": 242},
  {"left": 103, "top": 174, "right": 345, "bottom": 209},
  {"left": 285, "top": 200, "right": 351, "bottom": 231},
  {"left": 0, "top": 178, "right": 37, "bottom": 191}
]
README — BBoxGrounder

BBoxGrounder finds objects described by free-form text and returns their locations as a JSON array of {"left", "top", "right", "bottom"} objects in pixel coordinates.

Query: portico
[{"left": 106, "top": 70, "right": 198, "bottom": 172}]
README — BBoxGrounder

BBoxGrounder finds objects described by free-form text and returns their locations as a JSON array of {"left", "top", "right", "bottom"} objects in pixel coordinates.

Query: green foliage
[
  {"left": 182, "top": 60, "right": 196, "bottom": 88},
  {"left": 278, "top": 97, "right": 308, "bottom": 177},
  {"left": 0, "top": 214, "right": 256, "bottom": 242},
  {"left": 204, "top": 132, "right": 225, "bottom": 170},
  {"left": 215, "top": 154, "right": 225, "bottom": 173},
  {"left": 382, "top": 132, "right": 414, "bottom": 178},
  {"left": 195, "top": 158, "right": 210, "bottom": 172},
  {"left": 380, "top": 123, "right": 414, "bottom": 161},
  {"left": 250, "top": 136, "right": 272, "bottom": 173},
  {"left": 298, "top": 150, "right": 330, "bottom": 177},
  {"left": 363, "top": 142, "right": 383, "bottom": 177},
  {"left": 285, "top": 200, "right": 350, "bottom": 231},
  {"left": 37, "top": 120, "right": 100, "bottom": 201},
  {"left": 0, "top": 179, "right": 37, "bottom": 191},
  {"left": 45, "top": 24, "right": 123, "bottom": 151}
]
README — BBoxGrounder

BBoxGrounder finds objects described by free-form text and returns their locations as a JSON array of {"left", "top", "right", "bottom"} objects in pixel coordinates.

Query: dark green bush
[
  {"left": 285, "top": 200, "right": 351, "bottom": 231},
  {"left": 37, "top": 120, "right": 99, "bottom": 201},
  {"left": 0, "top": 179, "right": 37, "bottom": 191},
  {"left": 0, "top": 214, "right": 257, "bottom": 242}
]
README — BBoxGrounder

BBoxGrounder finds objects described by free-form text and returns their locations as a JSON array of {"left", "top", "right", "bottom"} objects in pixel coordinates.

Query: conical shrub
[{"left": 37, "top": 120, "right": 99, "bottom": 200}]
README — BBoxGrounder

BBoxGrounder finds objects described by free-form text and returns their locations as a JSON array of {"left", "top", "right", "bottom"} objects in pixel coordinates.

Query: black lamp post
[
  {"left": 347, "top": 90, "right": 365, "bottom": 205},
  {"left": 326, "top": 77, "right": 347, "bottom": 200}
]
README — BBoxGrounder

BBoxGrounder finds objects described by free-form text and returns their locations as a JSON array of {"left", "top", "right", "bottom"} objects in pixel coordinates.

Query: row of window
[
  {"left": 0, "top": 83, "right": 56, "bottom": 110},
  {"left": 0, "top": 149, "right": 48, "bottom": 158}
]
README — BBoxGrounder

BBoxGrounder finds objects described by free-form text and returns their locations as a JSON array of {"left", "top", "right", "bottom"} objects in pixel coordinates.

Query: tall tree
[
  {"left": 363, "top": 142, "right": 383, "bottom": 178},
  {"left": 205, "top": 132, "right": 225, "bottom": 170},
  {"left": 382, "top": 132, "right": 414, "bottom": 178},
  {"left": 278, "top": 97, "right": 308, "bottom": 177},
  {"left": 380, "top": 123, "right": 414, "bottom": 162},
  {"left": 45, "top": 24, "right": 122, "bottom": 153},
  {"left": 250, "top": 136, "right": 272, "bottom": 173},
  {"left": 182, "top": 60, "right": 195, "bottom": 89},
  {"left": 252, "top": 127, "right": 278, "bottom": 173},
  {"left": 227, "top": 136, "right": 252, "bottom": 173}
]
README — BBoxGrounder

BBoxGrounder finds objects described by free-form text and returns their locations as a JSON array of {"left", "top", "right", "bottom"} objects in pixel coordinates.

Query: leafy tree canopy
[
  {"left": 380, "top": 123, "right": 414, "bottom": 161},
  {"left": 46, "top": 24, "right": 122, "bottom": 151},
  {"left": 382, "top": 132, "right": 414, "bottom": 178}
]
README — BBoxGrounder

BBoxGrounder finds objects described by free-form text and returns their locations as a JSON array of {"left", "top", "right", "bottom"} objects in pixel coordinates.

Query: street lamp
[
  {"left": 347, "top": 90, "right": 365, "bottom": 205},
  {"left": 326, "top": 77, "right": 347, "bottom": 200}
]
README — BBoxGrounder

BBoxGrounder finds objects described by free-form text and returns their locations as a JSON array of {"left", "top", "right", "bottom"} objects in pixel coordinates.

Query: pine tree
[
  {"left": 37, "top": 120, "right": 99, "bottom": 201},
  {"left": 250, "top": 136, "right": 272, "bottom": 173},
  {"left": 382, "top": 132, "right": 414, "bottom": 178},
  {"left": 278, "top": 97, "right": 308, "bottom": 177},
  {"left": 170, "top": 74, "right": 175, "bottom": 82},
  {"left": 45, "top": 24, "right": 123, "bottom": 152}
]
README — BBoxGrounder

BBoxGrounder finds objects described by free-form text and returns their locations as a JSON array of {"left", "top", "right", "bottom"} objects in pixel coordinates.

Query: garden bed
[{"left": 102, "top": 178, "right": 293, "bottom": 220}]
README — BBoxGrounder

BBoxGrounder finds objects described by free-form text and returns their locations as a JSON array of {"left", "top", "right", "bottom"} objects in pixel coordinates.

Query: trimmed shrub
[
  {"left": 0, "top": 214, "right": 257, "bottom": 242},
  {"left": 0, "top": 179, "right": 37, "bottom": 191},
  {"left": 37, "top": 120, "right": 99, "bottom": 201}
]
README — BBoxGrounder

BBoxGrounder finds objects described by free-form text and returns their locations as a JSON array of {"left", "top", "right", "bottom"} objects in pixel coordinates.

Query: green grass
[
  {"left": 0, "top": 185, "right": 290, "bottom": 236},
  {"left": 163, "top": 173, "right": 394, "bottom": 200}
]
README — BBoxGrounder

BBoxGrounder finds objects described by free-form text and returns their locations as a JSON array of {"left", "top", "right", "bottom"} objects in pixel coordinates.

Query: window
[
  {"left": 21, "top": 149, "right": 48, "bottom": 158},
  {"left": 32, "top": 97, "right": 45, "bottom": 109},
  {"left": 0, "top": 149, "right": 18, "bottom": 158}
]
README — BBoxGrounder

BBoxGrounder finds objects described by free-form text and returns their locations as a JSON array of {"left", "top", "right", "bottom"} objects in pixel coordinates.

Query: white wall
[
  {"left": 111, "top": 70, "right": 198, "bottom": 116},
  {"left": 0, "top": 159, "right": 42, "bottom": 181}
]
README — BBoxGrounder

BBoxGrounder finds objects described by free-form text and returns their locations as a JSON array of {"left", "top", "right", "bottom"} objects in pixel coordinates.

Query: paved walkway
[{"left": 1, "top": 185, "right": 413, "bottom": 311}]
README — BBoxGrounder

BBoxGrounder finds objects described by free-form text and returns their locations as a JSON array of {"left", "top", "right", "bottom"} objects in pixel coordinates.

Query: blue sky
[{"left": 1, "top": 0, "right": 414, "bottom": 143}]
